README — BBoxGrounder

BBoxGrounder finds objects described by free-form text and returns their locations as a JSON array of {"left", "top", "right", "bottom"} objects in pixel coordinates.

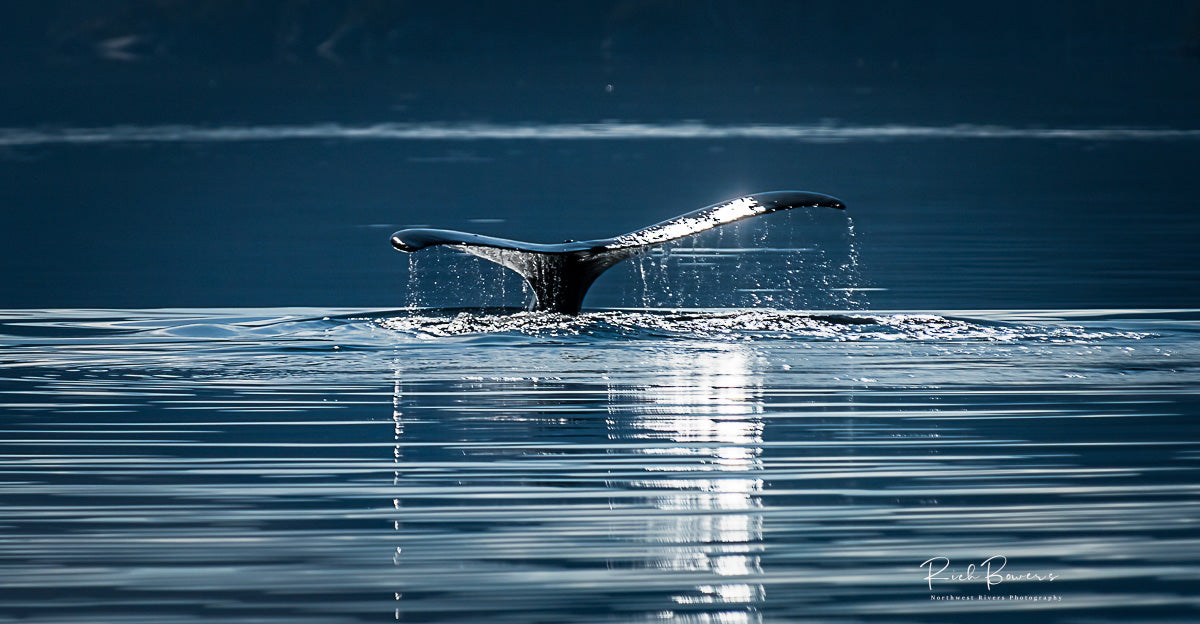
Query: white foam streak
[{"left": 2, "top": 122, "right": 1200, "bottom": 147}]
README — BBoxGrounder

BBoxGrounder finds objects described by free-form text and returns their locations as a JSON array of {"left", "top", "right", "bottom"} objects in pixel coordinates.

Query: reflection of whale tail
[{"left": 391, "top": 191, "right": 845, "bottom": 314}]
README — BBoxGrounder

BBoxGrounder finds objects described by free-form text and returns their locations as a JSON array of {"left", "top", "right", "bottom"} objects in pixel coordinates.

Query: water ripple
[{"left": 0, "top": 308, "right": 1197, "bottom": 622}]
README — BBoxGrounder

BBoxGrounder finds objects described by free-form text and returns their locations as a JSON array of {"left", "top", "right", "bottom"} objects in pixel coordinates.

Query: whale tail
[{"left": 391, "top": 190, "right": 845, "bottom": 314}]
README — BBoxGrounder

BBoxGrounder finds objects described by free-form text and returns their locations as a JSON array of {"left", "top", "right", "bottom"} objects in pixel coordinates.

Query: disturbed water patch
[
  {"left": 1, "top": 307, "right": 1155, "bottom": 347},
  {"left": 373, "top": 308, "right": 1153, "bottom": 344}
]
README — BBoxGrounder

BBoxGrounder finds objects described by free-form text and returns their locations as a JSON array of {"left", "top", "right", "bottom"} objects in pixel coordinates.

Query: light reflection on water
[
  {"left": 1, "top": 308, "right": 1198, "bottom": 622},
  {"left": 608, "top": 348, "right": 766, "bottom": 621}
]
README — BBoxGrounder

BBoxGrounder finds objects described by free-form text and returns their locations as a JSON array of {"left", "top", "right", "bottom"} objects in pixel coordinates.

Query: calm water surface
[{"left": 2, "top": 307, "right": 1197, "bottom": 623}]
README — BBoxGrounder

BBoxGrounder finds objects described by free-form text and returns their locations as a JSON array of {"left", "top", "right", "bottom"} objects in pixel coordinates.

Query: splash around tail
[{"left": 391, "top": 191, "right": 845, "bottom": 314}]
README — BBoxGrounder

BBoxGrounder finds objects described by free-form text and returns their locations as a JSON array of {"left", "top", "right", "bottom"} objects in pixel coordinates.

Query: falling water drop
[
  {"left": 658, "top": 245, "right": 673, "bottom": 306},
  {"left": 406, "top": 254, "right": 420, "bottom": 309},
  {"left": 636, "top": 253, "right": 649, "bottom": 309},
  {"left": 839, "top": 215, "right": 866, "bottom": 310}
]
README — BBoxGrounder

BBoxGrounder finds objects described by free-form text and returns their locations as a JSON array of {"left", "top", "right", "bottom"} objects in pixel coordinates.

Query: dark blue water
[
  {"left": 2, "top": 2, "right": 1200, "bottom": 312},
  {"left": 3, "top": 135, "right": 1198, "bottom": 311},
  {"left": 3, "top": 3, "right": 1200, "bottom": 622}
]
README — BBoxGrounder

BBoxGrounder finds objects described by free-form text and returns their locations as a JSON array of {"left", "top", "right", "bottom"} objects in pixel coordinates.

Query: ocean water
[
  {"left": 2, "top": 306, "right": 1198, "bottom": 623},
  {"left": 3, "top": 5, "right": 1200, "bottom": 621}
]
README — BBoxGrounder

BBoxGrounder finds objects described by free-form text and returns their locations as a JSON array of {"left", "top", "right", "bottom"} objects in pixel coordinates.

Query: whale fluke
[{"left": 391, "top": 190, "right": 845, "bottom": 314}]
